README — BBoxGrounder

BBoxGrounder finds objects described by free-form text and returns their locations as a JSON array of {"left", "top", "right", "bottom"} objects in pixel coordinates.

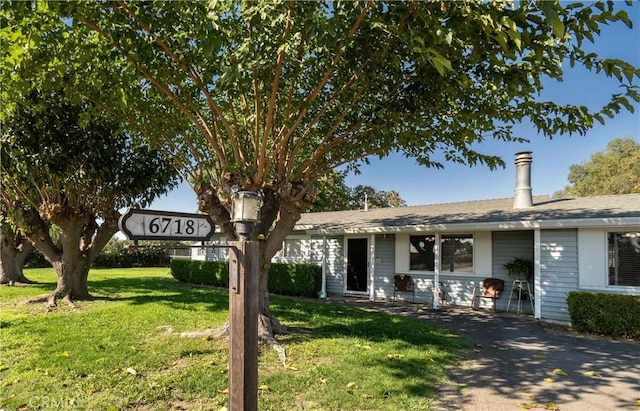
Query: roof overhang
[{"left": 304, "top": 217, "right": 640, "bottom": 235}]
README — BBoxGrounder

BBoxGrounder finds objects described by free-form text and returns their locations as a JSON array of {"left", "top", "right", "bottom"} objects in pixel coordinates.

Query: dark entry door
[{"left": 346, "top": 238, "right": 368, "bottom": 293}]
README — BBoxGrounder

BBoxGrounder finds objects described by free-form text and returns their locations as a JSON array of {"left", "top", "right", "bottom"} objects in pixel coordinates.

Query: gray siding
[
  {"left": 309, "top": 238, "right": 324, "bottom": 265},
  {"left": 372, "top": 235, "right": 396, "bottom": 300},
  {"left": 324, "top": 236, "right": 344, "bottom": 295},
  {"left": 539, "top": 229, "right": 578, "bottom": 323},
  {"left": 491, "top": 231, "right": 534, "bottom": 312},
  {"left": 440, "top": 275, "right": 482, "bottom": 307}
]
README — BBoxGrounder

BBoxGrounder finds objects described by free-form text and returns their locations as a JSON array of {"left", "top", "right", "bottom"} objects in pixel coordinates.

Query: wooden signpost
[{"left": 118, "top": 208, "right": 258, "bottom": 411}]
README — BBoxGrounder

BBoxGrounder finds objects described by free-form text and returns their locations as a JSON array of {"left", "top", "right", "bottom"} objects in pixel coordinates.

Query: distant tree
[
  {"left": 1, "top": 90, "right": 180, "bottom": 306},
  {"left": 348, "top": 185, "right": 407, "bottom": 209},
  {"left": 310, "top": 171, "right": 406, "bottom": 211},
  {"left": 555, "top": 138, "right": 640, "bottom": 197},
  {"left": 308, "top": 170, "right": 351, "bottom": 212}
]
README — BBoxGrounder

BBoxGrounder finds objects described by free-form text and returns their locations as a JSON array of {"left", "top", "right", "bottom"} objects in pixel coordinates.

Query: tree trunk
[
  {"left": 20, "top": 206, "right": 119, "bottom": 306},
  {"left": 0, "top": 224, "right": 34, "bottom": 284},
  {"left": 49, "top": 258, "right": 91, "bottom": 302}
]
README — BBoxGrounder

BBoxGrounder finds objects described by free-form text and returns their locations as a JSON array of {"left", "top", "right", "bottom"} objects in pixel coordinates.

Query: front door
[{"left": 346, "top": 238, "right": 368, "bottom": 293}]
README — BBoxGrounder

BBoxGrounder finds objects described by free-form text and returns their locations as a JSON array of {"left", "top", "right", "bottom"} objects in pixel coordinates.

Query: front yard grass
[{"left": 0, "top": 267, "right": 470, "bottom": 410}]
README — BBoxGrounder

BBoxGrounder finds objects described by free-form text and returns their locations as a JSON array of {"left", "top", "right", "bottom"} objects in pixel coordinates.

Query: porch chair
[
  {"left": 393, "top": 274, "right": 415, "bottom": 303},
  {"left": 471, "top": 278, "right": 505, "bottom": 311}
]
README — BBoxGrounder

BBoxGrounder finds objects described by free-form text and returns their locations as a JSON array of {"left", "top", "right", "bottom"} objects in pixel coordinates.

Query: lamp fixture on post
[
  {"left": 228, "top": 190, "right": 261, "bottom": 411},
  {"left": 232, "top": 191, "right": 261, "bottom": 241}
]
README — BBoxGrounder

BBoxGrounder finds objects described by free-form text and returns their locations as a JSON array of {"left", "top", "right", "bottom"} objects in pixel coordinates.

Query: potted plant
[
  {"left": 503, "top": 257, "right": 533, "bottom": 282},
  {"left": 504, "top": 257, "right": 533, "bottom": 300}
]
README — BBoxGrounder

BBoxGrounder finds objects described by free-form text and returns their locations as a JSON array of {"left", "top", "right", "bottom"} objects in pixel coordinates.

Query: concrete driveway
[{"left": 328, "top": 298, "right": 640, "bottom": 411}]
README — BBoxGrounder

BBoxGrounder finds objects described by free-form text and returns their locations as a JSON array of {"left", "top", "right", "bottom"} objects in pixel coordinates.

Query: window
[
  {"left": 409, "top": 234, "right": 475, "bottom": 272},
  {"left": 441, "top": 235, "right": 473, "bottom": 273},
  {"left": 410, "top": 235, "right": 436, "bottom": 271},
  {"left": 274, "top": 237, "right": 307, "bottom": 260},
  {"left": 608, "top": 231, "right": 640, "bottom": 286},
  {"left": 283, "top": 238, "right": 303, "bottom": 259}
]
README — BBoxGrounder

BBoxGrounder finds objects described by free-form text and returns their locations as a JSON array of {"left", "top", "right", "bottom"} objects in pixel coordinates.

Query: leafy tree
[
  {"left": 0, "top": 90, "right": 179, "bottom": 305},
  {"left": 3, "top": 1, "right": 639, "bottom": 333},
  {"left": 309, "top": 171, "right": 406, "bottom": 211},
  {"left": 555, "top": 137, "right": 640, "bottom": 197},
  {"left": 348, "top": 185, "right": 407, "bottom": 209},
  {"left": 308, "top": 170, "right": 351, "bottom": 212}
]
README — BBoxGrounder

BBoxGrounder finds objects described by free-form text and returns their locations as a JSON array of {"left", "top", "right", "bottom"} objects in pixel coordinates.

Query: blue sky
[{"left": 150, "top": 3, "right": 640, "bottom": 212}]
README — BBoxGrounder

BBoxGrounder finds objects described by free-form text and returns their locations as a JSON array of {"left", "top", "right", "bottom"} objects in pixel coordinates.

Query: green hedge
[
  {"left": 566, "top": 291, "right": 640, "bottom": 339},
  {"left": 170, "top": 259, "right": 322, "bottom": 298},
  {"left": 170, "top": 260, "right": 228, "bottom": 286},
  {"left": 267, "top": 263, "right": 322, "bottom": 298}
]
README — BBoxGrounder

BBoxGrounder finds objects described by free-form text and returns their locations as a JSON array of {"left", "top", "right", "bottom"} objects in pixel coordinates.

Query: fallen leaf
[
  {"left": 125, "top": 367, "right": 137, "bottom": 376},
  {"left": 56, "top": 352, "right": 71, "bottom": 357},
  {"left": 258, "top": 385, "right": 269, "bottom": 391},
  {"left": 2, "top": 378, "right": 19, "bottom": 387},
  {"left": 386, "top": 353, "right": 405, "bottom": 359},
  {"left": 362, "top": 345, "right": 372, "bottom": 350},
  {"left": 346, "top": 382, "right": 356, "bottom": 388},
  {"left": 545, "top": 402, "right": 559, "bottom": 410},
  {"left": 534, "top": 354, "right": 547, "bottom": 359},
  {"left": 517, "top": 402, "right": 539, "bottom": 409},
  {"left": 635, "top": 399, "right": 640, "bottom": 407},
  {"left": 521, "top": 392, "right": 534, "bottom": 398},
  {"left": 362, "top": 393, "right": 372, "bottom": 399},
  {"left": 285, "top": 364, "right": 298, "bottom": 371},
  {"left": 319, "top": 378, "right": 327, "bottom": 384},
  {"left": 543, "top": 378, "right": 554, "bottom": 383},
  {"left": 417, "top": 308, "right": 424, "bottom": 313},
  {"left": 218, "top": 388, "right": 229, "bottom": 394},
  {"left": 552, "top": 368, "right": 567, "bottom": 376},
  {"left": 585, "top": 370, "right": 601, "bottom": 377}
]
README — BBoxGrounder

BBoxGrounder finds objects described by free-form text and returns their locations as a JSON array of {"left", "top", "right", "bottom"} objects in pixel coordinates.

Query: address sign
[{"left": 118, "top": 209, "right": 215, "bottom": 241}]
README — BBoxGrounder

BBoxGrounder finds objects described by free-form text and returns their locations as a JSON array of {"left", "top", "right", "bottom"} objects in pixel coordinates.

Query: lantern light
[
  {"left": 232, "top": 191, "right": 261, "bottom": 241},
  {"left": 232, "top": 191, "right": 261, "bottom": 223}
]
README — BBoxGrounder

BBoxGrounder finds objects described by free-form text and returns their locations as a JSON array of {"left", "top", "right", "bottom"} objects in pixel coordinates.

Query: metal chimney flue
[{"left": 513, "top": 151, "right": 533, "bottom": 209}]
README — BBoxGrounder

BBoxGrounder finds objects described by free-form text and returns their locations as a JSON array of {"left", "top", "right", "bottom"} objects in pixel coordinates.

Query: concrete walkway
[{"left": 326, "top": 298, "right": 640, "bottom": 411}]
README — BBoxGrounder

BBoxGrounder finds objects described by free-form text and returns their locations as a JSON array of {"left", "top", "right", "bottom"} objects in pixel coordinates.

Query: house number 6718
[{"left": 148, "top": 217, "right": 196, "bottom": 235}]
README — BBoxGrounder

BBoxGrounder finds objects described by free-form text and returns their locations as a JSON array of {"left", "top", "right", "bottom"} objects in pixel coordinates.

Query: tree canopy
[
  {"left": 309, "top": 170, "right": 406, "bottom": 211},
  {"left": 555, "top": 137, "right": 640, "bottom": 197},
  {"left": 3, "top": 0, "right": 639, "bottom": 325},
  {"left": 1, "top": 89, "right": 179, "bottom": 303}
]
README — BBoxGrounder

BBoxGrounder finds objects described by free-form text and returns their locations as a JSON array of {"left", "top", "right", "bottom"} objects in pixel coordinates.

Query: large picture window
[
  {"left": 409, "top": 234, "right": 474, "bottom": 273},
  {"left": 608, "top": 231, "right": 640, "bottom": 286},
  {"left": 441, "top": 235, "right": 474, "bottom": 273},
  {"left": 409, "top": 235, "right": 435, "bottom": 271}
]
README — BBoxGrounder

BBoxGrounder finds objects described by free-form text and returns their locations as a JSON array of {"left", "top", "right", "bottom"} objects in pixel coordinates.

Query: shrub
[
  {"left": 93, "top": 238, "right": 175, "bottom": 268},
  {"left": 567, "top": 291, "right": 640, "bottom": 339},
  {"left": 171, "top": 260, "right": 322, "bottom": 298},
  {"left": 170, "top": 259, "right": 228, "bottom": 287},
  {"left": 268, "top": 263, "right": 322, "bottom": 298}
]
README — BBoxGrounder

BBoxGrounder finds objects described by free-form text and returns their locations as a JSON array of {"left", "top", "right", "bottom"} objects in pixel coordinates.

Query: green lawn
[{"left": 0, "top": 267, "right": 470, "bottom": 410}]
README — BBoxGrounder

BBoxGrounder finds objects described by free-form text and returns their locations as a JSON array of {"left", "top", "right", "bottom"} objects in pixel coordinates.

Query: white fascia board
[{"left": 304, "top": 217, "right": 640, "bottom": 235}]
